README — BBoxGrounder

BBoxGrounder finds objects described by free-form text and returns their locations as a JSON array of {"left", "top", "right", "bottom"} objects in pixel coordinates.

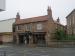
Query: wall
[
  {"left": 2, "top": 34, "right": 13, "bottom": 43},
  {"left": 66, "top": 10, "right": 75, "bottom": 35},
  {"left": 0, "top": 18, "right": 15, "bottom": 32}
]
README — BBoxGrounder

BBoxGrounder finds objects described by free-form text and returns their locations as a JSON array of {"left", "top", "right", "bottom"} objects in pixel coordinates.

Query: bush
[
  {"left": 55, "top": 29, "right": 66, "bottom": 40},
  {"left": 66, "top": 35, "right": 75, "bottom": 40},
  {"left": 54, "top": 29, "right": 75, "bottom": 40}
]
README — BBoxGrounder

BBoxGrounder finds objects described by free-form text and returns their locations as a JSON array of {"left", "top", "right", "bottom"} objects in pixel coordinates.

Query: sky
[{"left": 0, "top": 0, "right": 75, "bottom": 25}]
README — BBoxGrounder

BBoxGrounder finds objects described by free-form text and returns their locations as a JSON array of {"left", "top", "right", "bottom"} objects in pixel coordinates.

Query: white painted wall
[
  {"left": 0, "top": 18, "right": 15, "bottom": 32},
  {"left": 0, "top": 0, "right": 5, "bottom": 11}
]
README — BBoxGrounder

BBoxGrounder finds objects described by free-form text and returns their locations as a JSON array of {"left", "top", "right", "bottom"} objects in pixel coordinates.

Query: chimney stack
[
  {"left": 57, "top": 17, "right": 60, "bottom": 23},
  {"left": 16, "top": 12, "right": 20, "bottom": 21}
]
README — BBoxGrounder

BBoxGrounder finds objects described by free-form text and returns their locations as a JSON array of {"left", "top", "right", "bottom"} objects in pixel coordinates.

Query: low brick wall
[{"left": 48, "top": 40, "right": 75, "bottom": 48}]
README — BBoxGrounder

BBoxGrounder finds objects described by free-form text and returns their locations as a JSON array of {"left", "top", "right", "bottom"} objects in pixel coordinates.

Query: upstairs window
[
  {"left": 16, "top": 25, "right": 23, "bottom": 30},
  {"left": 36, "top": 24, "right": 43, "bottom": 30},
  {"left": 25, "top": 24, "right": 32, "bottom": 31}
]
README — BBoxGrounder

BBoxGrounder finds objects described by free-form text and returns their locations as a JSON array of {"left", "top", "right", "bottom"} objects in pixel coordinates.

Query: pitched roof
[
  {"left": 16, "top": 15, "right": 48, "bottom": 24},
  {"left": 54, "top": 21, "right": 65, "bottom": 27},
  {"left": 0, "top": 18, "right": 15, "bottom": 22},
  {"left": 66, "top": 9, "right": 75, "bottom": 18}
]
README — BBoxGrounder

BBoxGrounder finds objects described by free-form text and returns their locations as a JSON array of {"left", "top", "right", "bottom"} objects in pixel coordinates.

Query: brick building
[
  {"left": 66, "top": 9, "right": 75, "bottom": 35},
  {"left": 13, "top": 7, "right": 64, "bottom": 47}
]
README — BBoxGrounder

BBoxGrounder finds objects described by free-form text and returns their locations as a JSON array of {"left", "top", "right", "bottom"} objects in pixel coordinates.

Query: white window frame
[{"left": 36, "top": 23, "right": 43, "bottom": 30}]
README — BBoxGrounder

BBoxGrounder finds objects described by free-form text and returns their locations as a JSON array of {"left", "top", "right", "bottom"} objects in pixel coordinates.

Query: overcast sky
[{"left": 0, "top": 0, "right": 75, "bottom": 25}]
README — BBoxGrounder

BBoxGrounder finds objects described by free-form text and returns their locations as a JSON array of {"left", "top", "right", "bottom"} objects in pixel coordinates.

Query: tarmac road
[{"left": 0, "top": 44, "right": 75, "bottom": 56}]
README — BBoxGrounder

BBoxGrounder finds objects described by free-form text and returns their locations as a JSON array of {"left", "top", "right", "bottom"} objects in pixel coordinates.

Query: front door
[
  {"left": 37, "top": 34, "right": 46, "bottom": 47},
  {"left": 19, "top": 35, "right": 24, "bottom": 44},
  {"left": 33, "top": 32, "right": 46, "bottom": 47}
]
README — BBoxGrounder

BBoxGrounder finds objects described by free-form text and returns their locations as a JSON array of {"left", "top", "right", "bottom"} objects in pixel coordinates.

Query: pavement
[{"left": 0, "top": 44, "right": 75, "bottom": 56}]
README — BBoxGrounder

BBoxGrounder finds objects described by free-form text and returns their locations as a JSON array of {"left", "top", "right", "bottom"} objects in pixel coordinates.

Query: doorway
[
  {"left": 19, "top": 35, "right": 24, "bottom": 44},
  {"left": 33, "top": 32, "right": 46, "bottom": 47},
  {"left": 18, "top": 34, "right": 29, "bottom": 44},
  {"left": 0, "top": 35, "right": 3, "bottom": 44},
  {"left": 37, "top": 34, "right": 46, "bottom": 47}
]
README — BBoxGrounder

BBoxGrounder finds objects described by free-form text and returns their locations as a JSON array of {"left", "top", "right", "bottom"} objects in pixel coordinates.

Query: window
[
  {"left": 21, "top": 25, "right": 24, "bottom": 29},
  {"left": 16, "top": 25, "right": 23, "bottom": 30},
  {"left": 36, "top": 24, "right": 43, "bottom": 30},
  {"left": 25, "top": 24, "right": 32, "bottom": 31},
  {"left": 25, "top": 25, "right": 28, "bottom": 30},
  {"left": 29, "top": 25, "right": 32, "bottom": 31},
  {"left": 16, "top": 26, "right": 18, "bottom": 30},
  {"left": 69, "top": 18, "right": 71, "bottom": 26},
  {"left": 73, "top": 16, "right": 75, "bottom": 24}
]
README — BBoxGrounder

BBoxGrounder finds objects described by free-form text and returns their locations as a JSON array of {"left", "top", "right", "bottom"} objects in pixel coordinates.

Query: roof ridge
[
  {"left": 0, "top": 18, "right": 15, "bottom": 22},
  {"left": 22, "top": 15, "right": 48, "bottom": 20},
  {"left": 66, "top": 9, "right": 75, "bottom": 18}
]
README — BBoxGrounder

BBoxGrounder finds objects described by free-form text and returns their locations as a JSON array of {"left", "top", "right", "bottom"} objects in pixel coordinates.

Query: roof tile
[{"left": 16, "top": 15, "right": 48, "bottom": 24}]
